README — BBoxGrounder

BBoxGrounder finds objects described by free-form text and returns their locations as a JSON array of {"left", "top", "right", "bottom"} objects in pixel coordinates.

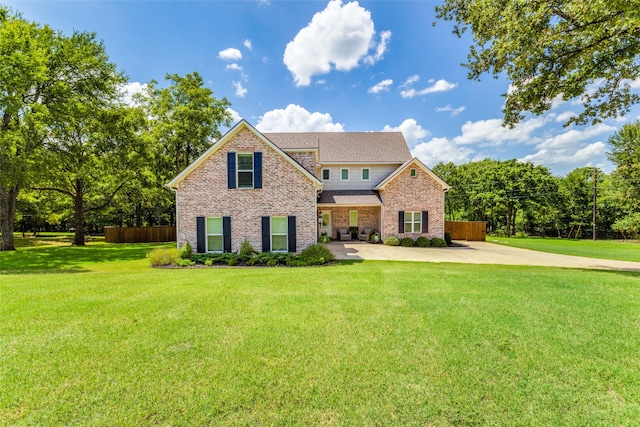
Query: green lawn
[
  {"left": 488, "top": 236, "right": 640, "bottom": 262},
  {"left": 1, "top": 241, "right": 639, "bottom": 425}
]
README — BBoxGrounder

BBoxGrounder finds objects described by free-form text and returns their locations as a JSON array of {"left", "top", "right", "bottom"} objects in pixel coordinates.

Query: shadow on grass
[
  {"left": 337, "top": 259, "right": 365, "bottom": 266},
  {"left": 0, "top": 242, "right": 171, "bottom": 274}
]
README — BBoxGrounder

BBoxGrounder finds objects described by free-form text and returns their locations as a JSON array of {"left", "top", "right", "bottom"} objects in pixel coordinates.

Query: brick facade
[
  {"left": 322, "top": 206, "right": 380, "bottom": 240},
  {"left": 176, "top": 128, "right": 317, "bottom": 252},
  {"left": 379, "top": 161, "right": 446, "bottom": 240},
  {"left": 287, "top": 152, "right": 316, "bottom": 175}
]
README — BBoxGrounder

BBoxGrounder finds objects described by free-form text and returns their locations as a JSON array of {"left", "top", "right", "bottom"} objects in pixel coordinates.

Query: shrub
[
  {"left": 300, "top": 244, "right": 335, "bottom": 264},
  {"left": 178, "top": 241, "right": 193, "bottom": 259},
  {"left": 204, "top": 258, "right": 213, "bottom": 266},
  {"left": 444, "top": 231, "right": 452, "bottom": 245},
  {"left": 370, "top": 233, "right": 381, "bottom": 243},
  {"left": 318, "top": 235, "right": 331, "bottom": 243},
  {"left": 239, "top": 237, "right": 254, "bottom": 256},
  {"left": 416, "top": 236, "right": 431, "bottom": 247},
  {"left": 227, "top": 256, "right": 238, "bottom": 266},
  {"left": 147, "top": 248, "right": 179, "bottom": 267},
  {"left": 431, "top": 237, "right": 446, "bottom": 247},
  {"left": 175, "top": 258, "right": 195, "bottom": 267},
  {"left": 286, "top": 256, "right": 308, "bottom": 267},
  {"left": 384, "top": 236, "right": 400, "bottom": 246},
  {"left": 266, "top": 258, "right": 278, "bottom": 267},
  {"left": 400, "top": 237, "right": 415, "bottom": 247}
]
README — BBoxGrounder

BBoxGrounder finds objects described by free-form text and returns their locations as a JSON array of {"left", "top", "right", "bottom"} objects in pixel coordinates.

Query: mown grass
[
  {"left": 488, "top": 236, "right": 640, "bottom": 262},
  {"left": 1, "top": 239, "right": 639, "bottom": 425}
]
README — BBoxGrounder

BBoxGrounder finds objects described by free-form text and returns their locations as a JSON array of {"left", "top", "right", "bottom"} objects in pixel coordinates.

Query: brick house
[{"left": 167, "top": 119, "right": 449, "bottom": 253}]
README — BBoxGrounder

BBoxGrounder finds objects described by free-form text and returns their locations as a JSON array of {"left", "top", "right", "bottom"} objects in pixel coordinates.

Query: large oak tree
[
  {"left": 436, "top": 0, "right": 640, "bottom": 127},
  {"left": 0, "top": 7, "right": 122, "bottom": 250}
]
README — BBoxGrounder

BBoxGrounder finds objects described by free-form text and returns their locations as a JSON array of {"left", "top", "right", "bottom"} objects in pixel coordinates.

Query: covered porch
[{"left": 317, "top": 190, "right": 382, "bottom": 242}]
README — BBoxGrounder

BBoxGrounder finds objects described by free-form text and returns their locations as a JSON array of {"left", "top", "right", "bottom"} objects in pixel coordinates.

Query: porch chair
[
  {"left": 358, "top": 228, "right": 372, "bottom": 241},
  {"left": 338, "top": 228, "right": 352, "bottom": 241}
]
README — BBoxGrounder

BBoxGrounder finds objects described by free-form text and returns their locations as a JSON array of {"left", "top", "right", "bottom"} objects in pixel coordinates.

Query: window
[
  {"left": 206, "top": 217, "right": 223, "bottom": 252},
  {"left": 361, "top": 168, "right": 370, "bottom": 181},
  {"left": 271, "top": 217, "right": 288, "bottom": 252},
  {"left": 410, "top": 168, "right": 417, "bottom": 177},
  {"left": 341, "top": 168, "right": 349, "bottom": 181},
  {"left": 349, "top": 210, "right": 358, "bottom": 227},
  {"left": 237, "top": 153, "right": 254, "bottom": 189},
  {"left": 228, "top": 152, "right": 262, "bottom": 189},
  {"left": 404, "top": 211, "right": 421, "bottom": 233},
  {"left": 322, "top": 169, "right": 330, "bottom": 180}
]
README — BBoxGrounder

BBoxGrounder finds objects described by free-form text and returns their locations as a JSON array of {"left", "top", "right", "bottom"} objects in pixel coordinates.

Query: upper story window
[
  {"left": 237, "top": 153, "right": 254, "bottom": 189},
  {"left": 410, "top": 168, "right": 417, "bottom": 178},
  {"left": 322, "top": 169, "right": 330, "bottom": 180},
  {"left": 361, "top": 168, "right": 370, "bottom": 181},
  {"left": 341, "top": 168, "right": 349, "bottom": 181},
  {"left": 227, "top": 151, "right": 262, "bottom": 189}
]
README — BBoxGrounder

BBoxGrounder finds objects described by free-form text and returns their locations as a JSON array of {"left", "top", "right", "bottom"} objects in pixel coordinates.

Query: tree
[
  {"left": 436, "top": 1, "right": 640, "bottom": 127},
  {"left": 137, "top": 72, "right": 232, "bottom": 225},
  {"left": 0, "top": 8, "right": 122, "bottom": 250},
  {"left": 608, "top": 120, "right": 640, "bottom": 210},
  {"left": 0, "top": 8, "right": 49, "bottom": 250},
  {"left": 557, "top": 167, "right": 600, "bottom": 238},
  {"left": 37, "top": 104, "right": 146, "bottom": 246}
]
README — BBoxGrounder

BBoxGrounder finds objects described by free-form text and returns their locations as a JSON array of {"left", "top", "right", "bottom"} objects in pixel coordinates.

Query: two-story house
[{"left": 167, "top": 119, "right": 449, "bottom": 253}]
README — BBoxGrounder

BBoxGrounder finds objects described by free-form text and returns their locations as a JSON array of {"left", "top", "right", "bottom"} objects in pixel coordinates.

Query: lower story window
[
  {"left": 349, "top": 210, "right": 358, "bottom": 227},
  {"left": 404, "top": 211, "right": 421, "bottom": 233},
  {"left": 271, "top": 216, "right": 288, "bottom": 252},
  {"left": 207, "top": 217, "right": 223, "bottom": 252}
]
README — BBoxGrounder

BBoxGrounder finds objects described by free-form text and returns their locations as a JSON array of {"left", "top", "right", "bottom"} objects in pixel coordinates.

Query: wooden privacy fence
[
  {"left": 104, "top": 226, "right": 176, "bottom": 243},
  {"left": 445, "top": 221, "right": 486, "bottom": 241}
]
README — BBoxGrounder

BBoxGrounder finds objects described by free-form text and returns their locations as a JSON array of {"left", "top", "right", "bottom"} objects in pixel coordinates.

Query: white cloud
[
  {"left": 532, "top": 123, "right": 615, "bottom": 151},
  {"left": 453, "top": 116, "right": 549, "bottom": 146},
  {"left": 436, "top": 104, "right": 466, "bottom": 117},
  {"left": 364, "top": 30, "right": 392, "bottom": 65},
  {"left": 382, "top": 119, "right": 430, "bottom": 147},
  {"left": 520, "top": 141, "right": 608, "bottom": 171},
  {"left": 400, "top": 79, "right": 457, "bottom": 98},
  {"left": 283, "top": 0, "right": 384, "bottom": 86},
  {"left": 232, "top": 81, "right": 247, "bottom": 98},
  {"left": 243, "top": 39, "right": 252, "bottom": 50},
  {"left": 412, "top": 137, "right": 475, "bottom": 167},
  {"left": 226, "top": 63, "right": 243, "bottom": 71},
  {"left": 401, "top": 74, "right": 420, "bottom": 87},
  {"left": 119, "top": 82, "right": 147, "bottom": 106},
  {"left": 555, "top": 111, "right": 576, "bottom": 122},
  {"left": 219, "top": 48, "right": 242, "bottom": 61},
  {"left": 256, "top": 104, "right": 344, "bottom": 132},
  {"left": 368, "top": 79, "right": 393, "bottom": 94},
  {"left": 227, "top": 108, "right": 242, "bottom": 123}
]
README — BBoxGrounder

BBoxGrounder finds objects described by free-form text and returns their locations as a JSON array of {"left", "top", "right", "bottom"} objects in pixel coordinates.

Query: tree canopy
[{"left": 436, "top": 0, "right": 640, "bottom": 127}]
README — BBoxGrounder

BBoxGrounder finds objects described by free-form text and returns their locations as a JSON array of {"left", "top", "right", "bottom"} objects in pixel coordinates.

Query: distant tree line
[{"left": 433, "top": 122, "right": 640, "bottom": 239}]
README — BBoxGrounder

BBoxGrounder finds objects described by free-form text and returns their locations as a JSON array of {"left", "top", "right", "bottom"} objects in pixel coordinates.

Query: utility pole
[{"left": 593, "top": 167, "right": 597, "bottom": 241}]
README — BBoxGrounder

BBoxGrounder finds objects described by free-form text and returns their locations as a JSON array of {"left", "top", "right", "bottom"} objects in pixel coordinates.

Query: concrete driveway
[{"left": 328, "top": 241, "right": 640, "bottom": 272}]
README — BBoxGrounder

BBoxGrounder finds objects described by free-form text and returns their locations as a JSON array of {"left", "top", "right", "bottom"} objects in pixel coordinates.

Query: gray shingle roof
[
  {"left": 317, "top": 190, "right": 382, "bottom": 205},
  {"left": 263, "top": 132, "right": 411, "bottom": 163}
]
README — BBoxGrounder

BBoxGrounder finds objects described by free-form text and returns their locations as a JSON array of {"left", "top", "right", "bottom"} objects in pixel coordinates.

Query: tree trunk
[
  {"left": 136, "top": 202, "right": 142, "bottom": 227},
  {"left": 72, "top": 178, "right": 85, "bottom": 246},
  {"left": 0, "top": 186, "right": 18, "bottom": 251}
]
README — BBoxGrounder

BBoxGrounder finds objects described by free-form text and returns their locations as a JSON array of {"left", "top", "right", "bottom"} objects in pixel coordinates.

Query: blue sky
[{"left": 7, "top": 0, "right": 640, "bottom": 175}]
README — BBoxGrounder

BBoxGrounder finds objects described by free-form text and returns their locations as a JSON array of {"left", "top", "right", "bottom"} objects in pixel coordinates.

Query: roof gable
[
  {"left": 374, "top": 158, "right": 450, "bottom": 191},
  {"left": 167, "top": 120, "right": 322, "bottom": 189}
]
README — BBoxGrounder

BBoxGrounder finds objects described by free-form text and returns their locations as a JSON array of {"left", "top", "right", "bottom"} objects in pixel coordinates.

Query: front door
[{"left": 320, "top": 210, "right": 332, "bottom": 237}]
